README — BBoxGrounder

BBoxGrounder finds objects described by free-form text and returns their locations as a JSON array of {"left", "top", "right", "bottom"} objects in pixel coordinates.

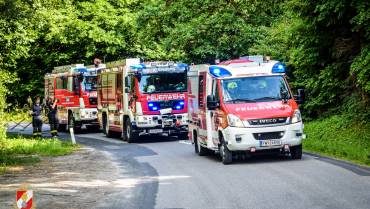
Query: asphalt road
[
  {"left": 6, "top": 124, "right": 370, "bottom": 209},
  {"left": 69, "top": 130, "right": 370, "bottom": 209}
]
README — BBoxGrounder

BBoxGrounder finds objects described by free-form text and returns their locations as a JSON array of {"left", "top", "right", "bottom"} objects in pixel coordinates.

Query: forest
[
  {"left": 0, "top": 0, "right": 368, "bottom": 120},
  {"left": 0, "top": 0, "right": 369, "bottom": 164}
]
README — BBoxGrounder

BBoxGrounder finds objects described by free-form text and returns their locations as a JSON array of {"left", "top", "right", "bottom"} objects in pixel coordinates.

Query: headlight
[
  {"left": 80, "top": 110, "right": 87, "bottom": 117},
  {"left": 291, "top": 109, "right": 302, "bottom": 123},
  {"left": 227, "top": 114, "right": 244, "bottom": 127}
]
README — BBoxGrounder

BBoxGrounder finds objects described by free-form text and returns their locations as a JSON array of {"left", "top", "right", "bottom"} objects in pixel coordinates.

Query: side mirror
[
  {"left": 77, "top": 73, "right": 84, "bottom": 82},
  {"left": 294, "top": 88, "right": 305, "bottom": 104},
  {"left": 125, "top": 77, "right": 129, "bottom": 87},
  {"left": 207, "top": 95, "right": 219, "bottom": 110}
]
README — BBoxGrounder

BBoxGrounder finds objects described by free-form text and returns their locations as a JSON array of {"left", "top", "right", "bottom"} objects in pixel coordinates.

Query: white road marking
[{"left": 179, "top": 140, "right": 192, "bottom": 145}]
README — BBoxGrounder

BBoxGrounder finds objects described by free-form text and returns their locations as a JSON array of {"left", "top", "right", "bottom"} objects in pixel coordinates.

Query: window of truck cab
[
  {"left": 83, "top": 76, "right": 98, "bottom": 91},
  {"left": 138, "top": 72, "right": 187, "bottom": 94},
  {"left": 221, "top": 75, "right": 291, "bottom": 103}
]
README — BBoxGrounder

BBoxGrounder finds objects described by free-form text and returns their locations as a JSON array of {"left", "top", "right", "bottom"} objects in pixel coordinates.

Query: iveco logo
[
  {"left": 249, "top": 117, "right": 287, "bottom": 125},
  {"left": 259, "top": 119, "right": 277, "bottom": 124}
]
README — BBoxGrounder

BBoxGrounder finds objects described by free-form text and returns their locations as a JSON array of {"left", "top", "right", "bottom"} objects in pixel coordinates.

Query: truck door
[
  {"left": 210, "top": 79, "right": 221, "bottom": 146},
  {"left": 197, "top": 72, "right": 207, "bottom": 145},
  {"left": 205, "top": 78, "right": 217, "bottom": 150}
]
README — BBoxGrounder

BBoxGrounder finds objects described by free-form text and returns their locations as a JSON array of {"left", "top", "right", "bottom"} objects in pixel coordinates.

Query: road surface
[
  {"left": 69, "top": 130, "right": 370, "bottom": 209},
  {"left": 6, "top": 124, "right": 370, "bottom": 209}
]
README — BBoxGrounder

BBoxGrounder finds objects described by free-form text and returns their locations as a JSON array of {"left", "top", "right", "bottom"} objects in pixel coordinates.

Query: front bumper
[
  {"left": 132, "top": 124, "right": 188, "bottom": 136},
  {"left": 223, "top": 122, "right": 304, "bottom": 151},
  {"left": 78, "top": 108, "right": 98, "bottom": 122},
  {"left": 133, "top": 113, "right": 188, "bottom": 136}
]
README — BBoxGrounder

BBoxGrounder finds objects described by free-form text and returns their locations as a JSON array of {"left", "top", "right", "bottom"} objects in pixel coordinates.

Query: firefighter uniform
[
  {"left": 32, "top": 103, "right": 43, "bottom": 137},
  {"left": 47, "top": 100, "right": 59, "bottom": 137}
]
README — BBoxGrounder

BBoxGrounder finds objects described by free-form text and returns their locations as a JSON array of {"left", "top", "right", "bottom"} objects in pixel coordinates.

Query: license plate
[
  {"left": 149, "top": 129, "right": 163, "bottom": 134},
  {"left": 259, "top": 139, "right": 282, "bottom": 147}
]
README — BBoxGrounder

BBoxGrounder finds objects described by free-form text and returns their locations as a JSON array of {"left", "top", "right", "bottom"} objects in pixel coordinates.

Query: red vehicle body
[
  {"left": 188, "top": 56, "right": 306, "bottom": 164},
  {"left": 97, "top": 59, "right": 189, "bottom": 142},
  {"left": 44, "top": 64, "right": 105, "bottom": 131}
]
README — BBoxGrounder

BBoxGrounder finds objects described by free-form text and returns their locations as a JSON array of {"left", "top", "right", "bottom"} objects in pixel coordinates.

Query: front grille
[
  {"left": 253, "top": 131, "right": 284, "bottom": 140},
  {"left": 89, "top": 97, "right": 97, "bottom": 105},
  {"left": 248, "top": 117, "right": 287, "bottom": 126}
]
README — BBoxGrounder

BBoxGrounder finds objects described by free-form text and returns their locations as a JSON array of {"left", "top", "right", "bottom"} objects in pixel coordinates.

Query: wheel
[
  {"left": 220, "top": 140, "right": 232, "bottom": 164},
  {"left": 125, "top": 118, "right": 138, "bottom": 143},
  {"left": 102, "top": 114, "right": 113, "bottom": 138},
  {"left": 291, "top": 144, "right": 302, "bottom": 159},
  {"left": 68, "top": 113, "right": 81, "bottom": 133},
  {"left": 57, "top": 124, "right": 67, "bottom": 132},
  {"left": 194, "top": 133, "right": 208, "bottom": 156},
  {"left": 177, "top": 133, "right": 188, "bottom": 140}
]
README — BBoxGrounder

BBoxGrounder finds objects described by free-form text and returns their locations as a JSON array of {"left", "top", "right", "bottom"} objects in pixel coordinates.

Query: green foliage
[
  {"left": 0, "top": 134, "right": 78, "bottom": 174},
  {"left": 250, "top": 0, "right": 370, "bottom": 119},
  {"left": 304, "top": 114, "right": 370, "bottom": 166},
  {"left": 0, "top": 0, "right": 369, "bottom": 121}
]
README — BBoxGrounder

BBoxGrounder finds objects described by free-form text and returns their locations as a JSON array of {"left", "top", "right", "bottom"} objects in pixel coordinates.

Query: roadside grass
[
  {"left": 303, "top": 114, "right": 370, "bottom": 166},
  {"left": 0, "top": 134, "right": 78, "bottom": 174}
]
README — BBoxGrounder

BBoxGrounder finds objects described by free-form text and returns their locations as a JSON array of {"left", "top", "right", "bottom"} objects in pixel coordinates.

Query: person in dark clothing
[
  {"left": 46, "top": 97, "right": 59, "bottom": 137},
  {"left": 31, "top": 96, "right": 43, "bottom": 137}
]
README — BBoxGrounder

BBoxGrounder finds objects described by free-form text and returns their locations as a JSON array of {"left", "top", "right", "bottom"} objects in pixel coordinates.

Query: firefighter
[
  {"left": 31, "top": 96, "right": 43, "bottom": 137},
  {"left": 47, "top": 97, "right": 59, "bottom": 137}
]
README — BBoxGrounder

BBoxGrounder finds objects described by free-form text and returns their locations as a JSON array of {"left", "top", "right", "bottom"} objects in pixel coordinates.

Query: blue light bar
[
  {"left": 148, "top": 102, "right": 160, "bottom": 111},
  {"left": 75, "top": 67, "right": 88, "bottom": 73},
  {"left": 272, "top": 62, "right": 286, "bottom": 73},
  {"left": 176, "top": 63, "right": 188, "bottom": 69},
  {"left": 209, "top": 66, "right": 232, "bottom": 78},
  {"left": 130, "top": 64, "right": 146, "bottom": 71}
]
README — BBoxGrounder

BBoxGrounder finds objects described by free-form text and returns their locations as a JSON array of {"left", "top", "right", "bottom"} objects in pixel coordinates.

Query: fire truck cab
[
  {"left": 188, "top": 56, "right": 306, "bottom": 164},
  {"left": 45, "top": 63, "right": 105, "bottom": 131},
  {"left": 97, "top": 59, "right": 189, "bottom": 142}
]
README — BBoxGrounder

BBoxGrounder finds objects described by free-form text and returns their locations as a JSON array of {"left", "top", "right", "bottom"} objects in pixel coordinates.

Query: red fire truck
[
  {"left": 188, "top": 56, "right": 306, "bottom": 164},
  {"left": 44, "top": 63, "right": 105, "bottom": 131},
  {"left": 97, "top": 59, "right": 189, "bottom": 142}
]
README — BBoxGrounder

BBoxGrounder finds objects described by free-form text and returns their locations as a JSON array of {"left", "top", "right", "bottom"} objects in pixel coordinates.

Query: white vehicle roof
[{"left": 189, "top": 56, "right": 286, "bottom": 79}]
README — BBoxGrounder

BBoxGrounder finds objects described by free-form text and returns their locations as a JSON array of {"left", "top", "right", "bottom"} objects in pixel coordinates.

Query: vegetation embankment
[
  {"left": 304, "top": 114, "right": 370, "bottom": 166},
  {"left": 0, "top": 72, "right": 78, "bottom": 174}
]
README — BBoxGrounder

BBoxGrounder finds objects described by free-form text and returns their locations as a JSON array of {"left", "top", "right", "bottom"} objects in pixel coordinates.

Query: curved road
[{"left": 72, "top": 131, "right": 370, "bottom": 209}]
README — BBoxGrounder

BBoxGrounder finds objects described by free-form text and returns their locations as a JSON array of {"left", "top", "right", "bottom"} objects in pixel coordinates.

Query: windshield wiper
[
  {"left": 224, "top": 98, "right": 257, "bottom": 103},
  {"left": 254, "top": 96, "right": 282, "bottom": 101}
]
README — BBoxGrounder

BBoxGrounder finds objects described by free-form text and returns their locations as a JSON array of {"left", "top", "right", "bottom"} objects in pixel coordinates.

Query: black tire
[
  {"left": 58, "top": 124, "right": 67, "bottom": 132},
  {"left": 220, "top": 140, "right": 232, "bottom": 164},
  {"left": 177, "top": 133, "right": 188, "bottom": 140},
  {"left": 291, "top": 144, "right": 302, "bottom": 159},
  {"left": 102, "top": 114, "right": 113, "bottom": 138},
  {"left": 125, "top": 118, "right": 138, "bottom": 143},
  {"left": 68, "top": 113, "right": 81, "bottom": 133},
  {"left": 194, "top": 133, "right": 208, "bottom": 156}
]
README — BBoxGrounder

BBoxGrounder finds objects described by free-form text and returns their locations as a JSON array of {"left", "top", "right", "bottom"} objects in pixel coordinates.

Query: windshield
[
  {"left": 83, "top": 76, "right": 97, "bottom": 91},
  {"left": 139, "top": 73, "right": 187, "bottom": 94},
  {"left": 221, "top": 76, "right": 291, "bottom": 103}
]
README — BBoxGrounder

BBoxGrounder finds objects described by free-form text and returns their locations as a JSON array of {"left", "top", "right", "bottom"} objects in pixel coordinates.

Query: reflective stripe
[{"left": 50, "top": 130, "right": 58, "bottom": 133}]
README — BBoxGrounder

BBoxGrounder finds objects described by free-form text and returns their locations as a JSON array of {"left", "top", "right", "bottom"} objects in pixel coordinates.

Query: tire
[
  {"left": 177, "top": 133, "right": 188, "bottom": 140},
  {"left": 58, "top": 124, "right": 67, "bottom": 132},
  {"left": 68, "top": 113, "right": 81, "bottom": 133},
  {"left": 125, "top": 118, "right": 138, "bottom": 143},
  {"left": 102, "top": 114, "right": 113, "bottom": 138},
  {"left": 291, "top": 144, "right": 302, "bottom": 159},
  {"left": 220, "top": 140, "right": 232, "bottom": 164},
  {"left": 194, "top": 133, "right": 208, "bottom": 156}
]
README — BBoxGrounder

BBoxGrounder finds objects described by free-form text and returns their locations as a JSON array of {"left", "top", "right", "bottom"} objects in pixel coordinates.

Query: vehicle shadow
[{"left": 203, "top": 152, "right": 305, "bottom": 165}]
